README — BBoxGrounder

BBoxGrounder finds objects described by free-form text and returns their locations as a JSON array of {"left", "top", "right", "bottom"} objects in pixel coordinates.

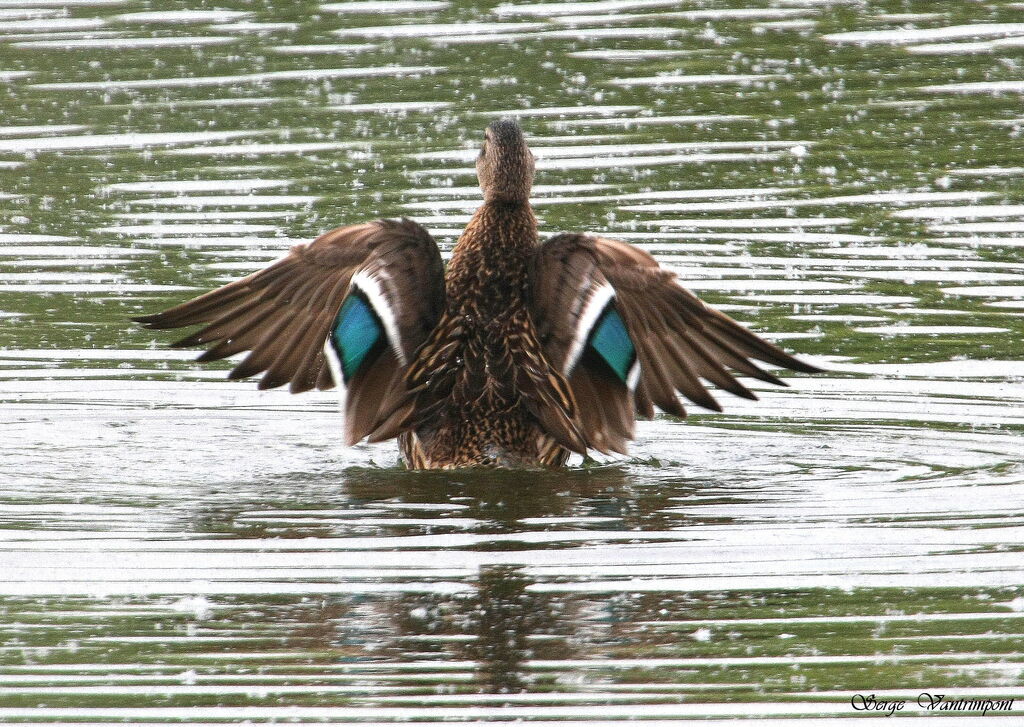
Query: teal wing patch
[
  {"left": 330, "top": 293, "right": 383, "bottom": 383},
  {"left": 588, "top": 304, "right": 636, "bottom": 384}
]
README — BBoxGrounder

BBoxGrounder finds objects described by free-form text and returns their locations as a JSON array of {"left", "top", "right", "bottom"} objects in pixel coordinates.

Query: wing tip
[
  {"left": 289, "top": 379, "right": 316, "bottom": 395},
  {"left": 763, "top": 353, "right": 826, "bottom": 377},
  {"left": 257, "top": 375, "right": 283, "bottom": 391},
  {"left": 702, "top": 397, "right": 726, "bottom": 412},
  {"left": 788, "top": 358, "right": 826, "bottom": 375},
  {"left": 170, "top": 333, "right": 203, "bottom": 349},
  {"left": 660, "top": 400, "right": 687, "bottom": 419},
  {"left": 228, "top": 362, "right": 258, "bottom": 381},
  {"left": 195, "top": 348, "right": 224, "bottom": 363},
  {"left": 132, "top": 313, "right": 169, "bottom": 329}
]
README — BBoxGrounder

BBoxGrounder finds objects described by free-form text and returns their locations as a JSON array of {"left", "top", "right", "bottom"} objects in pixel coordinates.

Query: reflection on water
[{"left": 1, "top": 0, "right": 1023, "bottom": 722}]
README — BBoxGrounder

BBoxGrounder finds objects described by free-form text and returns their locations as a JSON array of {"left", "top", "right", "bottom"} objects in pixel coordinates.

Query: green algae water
[{"left": 1, "top": 0, "right": 1023, "bottom": 723}]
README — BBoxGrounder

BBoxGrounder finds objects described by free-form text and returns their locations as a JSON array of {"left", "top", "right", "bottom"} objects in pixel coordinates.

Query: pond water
[{"left": 1, "top": 0, "right": 1023, "bottom": 723}]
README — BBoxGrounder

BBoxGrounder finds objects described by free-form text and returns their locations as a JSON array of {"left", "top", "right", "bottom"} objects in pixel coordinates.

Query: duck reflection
[
  {"left": 184, "top": 464, "right": 686, "bottom": 692},
  {"left": 466, "top": 564, "right": 562, "bottom": 693},
  {"left": 349, "top": 466, "right": 632, "bottom": 692},
  {"left": 343, "top": 465, "right": 623, "bottom": 528}
]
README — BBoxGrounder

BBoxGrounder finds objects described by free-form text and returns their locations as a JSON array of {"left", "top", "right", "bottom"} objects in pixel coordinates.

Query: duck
[{"left": 135, "top": 119, "right": 821, "bottom": 469}]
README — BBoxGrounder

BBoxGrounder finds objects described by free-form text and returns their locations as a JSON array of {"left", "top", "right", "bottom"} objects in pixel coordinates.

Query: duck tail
[{"left": 506, "top": 317, "right": 589, "bottom": 456}]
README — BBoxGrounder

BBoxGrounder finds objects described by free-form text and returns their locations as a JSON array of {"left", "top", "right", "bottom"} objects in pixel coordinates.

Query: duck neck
[
  {"left": 454, "top": 200, "right": 538, "bottom": 261},
  {"left": 446, "top": 200, "right": 538, "bottom": 316}
]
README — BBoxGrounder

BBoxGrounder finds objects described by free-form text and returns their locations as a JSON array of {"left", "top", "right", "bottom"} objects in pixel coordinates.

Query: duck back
[{"left": 400, "top": 202, "right": 568, "bottom": 468}]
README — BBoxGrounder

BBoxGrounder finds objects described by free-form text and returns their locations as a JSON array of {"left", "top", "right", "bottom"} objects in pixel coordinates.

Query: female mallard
[{"left": 135, "top": 119, "right": 820, "bottom": 469}]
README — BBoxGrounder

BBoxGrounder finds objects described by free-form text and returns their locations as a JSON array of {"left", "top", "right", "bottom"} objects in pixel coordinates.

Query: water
[{"left": 1, "top": 0, "right": 1023, "bottom": 723}]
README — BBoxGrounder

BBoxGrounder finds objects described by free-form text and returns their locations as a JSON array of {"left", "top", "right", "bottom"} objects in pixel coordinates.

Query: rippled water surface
[{"left": 2, "top": 0, "right": 1023, "bottom": 723}]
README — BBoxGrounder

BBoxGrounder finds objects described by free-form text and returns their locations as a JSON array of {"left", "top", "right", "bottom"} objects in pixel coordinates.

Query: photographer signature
[{"left": 851, "top": 692, "right": 1015, "bottom": 716}]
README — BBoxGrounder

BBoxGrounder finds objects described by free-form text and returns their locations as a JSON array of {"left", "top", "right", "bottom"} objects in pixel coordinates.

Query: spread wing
[
  {"left": 529, "top": 233, "right": 821, "bottom": 455},
  {"left": 133, "top": 218, "right": 445, "bottom": 445}
]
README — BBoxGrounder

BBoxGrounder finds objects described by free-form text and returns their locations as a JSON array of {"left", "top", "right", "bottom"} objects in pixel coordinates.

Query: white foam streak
[
  {"left": 15, "top": 36, "right": 240, "bottom": 49},
  {"left": 272, "top": 43, "right": 378, "bottom": 54},
  {"left": 31, "top": 66, "right": 439, "bottom": 90},
  {"left": 0, "top": 124, "right": 88, "bottom": 136},
  {"left": 933, "top": 221, "right": 1024, "bottom": 233},
  {"left": 553, "top": 114, "right": 752, "bottom": 127},
  {"left": 855, "top": 325, "right": 1009, "bottom": 335},
  {"left": 892, "top": 204, "right": 1024, "bottom": 219},
  {"left": 102, "top": 179, "right": 292, "bottom": 194},
  {"left": 0, "top": 130, "right": 257, "bottom": 153},
  {"left": 907, "top": 37, "right": 1024, "bottom": 54},
  {"left": 647, "top": 231, "right": 874, "bottom": 243},
  {"left": 483, "top": 104, "right": 642, "bottom": 117},
  {"left": 825, "top": 23, "right": 1024, "bottom": 44},
  {"left": 555, "top": 9, "right": 811, "bottom": 25},
  {"left": 93, "top": 223, "right": 278, "bottom": 236},
  {"left": 116, "top": 211, "right": 293, "bottom": 221},
  {"left": 0, "top": 0, "right": 125, "bottom": 5},
  {"left": 0, "top": 17, "right": 104, "bottom": 31},
  {"left": 644, "top": 217, "right": 852, "bottom": 228},
  {"left": 126, "top": 195, "right": 319, "bottom": 207},
  {"left": 333, "top": 22, "right": 545, "bottom": 37},
  {"left": 608, "top": 73, "right": 786, "bottom": 87},
  {"left": 921, "top": 81, "right": 1024, "bottom": 94},
  {"left": 322, "top": 0, "right": 450, "bottom": 10},
  {"left": 329, "top": 101, "right": 453, "bottom": 112},
  {"left": 495, "top": 0, "right": 682, "bottom": 15},
  {"left": 0, "top": 5, "right": 63, "bottom": 14},
  {"left": 113, "top": 10, "right": 251, "bottom": 23},
  {"left": 622, "top": 191, "right": 995, "bottom": 212},
  {"left": 163, "top": 141, "right": 366, "bottom": 156},
  {"left": 942, "top": 285, "right": 1024, "bottom": 297},
  {"left": 948, "top": 166, "right": 1024, "bottom": 176}
]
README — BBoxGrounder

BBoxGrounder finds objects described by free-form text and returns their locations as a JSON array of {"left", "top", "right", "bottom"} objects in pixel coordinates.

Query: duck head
[{"left": 476, "top": 119, "right": 535, "bottom": 204}]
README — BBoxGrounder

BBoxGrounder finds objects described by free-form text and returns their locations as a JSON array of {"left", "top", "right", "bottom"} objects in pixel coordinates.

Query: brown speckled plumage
[
  {"left": 134, "top": 119, "right": 821, "bottom": 469},
  {"left": 401, "top": 201, "right": 578, "bottom": 468}
]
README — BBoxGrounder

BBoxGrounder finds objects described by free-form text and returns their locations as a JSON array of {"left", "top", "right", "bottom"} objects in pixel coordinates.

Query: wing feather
[
  {"left": 134, "top": 218, "right": 444, "bottom": 443},
  {"left": 529, "top": 233, "right": 821, "bottom": 453}
]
